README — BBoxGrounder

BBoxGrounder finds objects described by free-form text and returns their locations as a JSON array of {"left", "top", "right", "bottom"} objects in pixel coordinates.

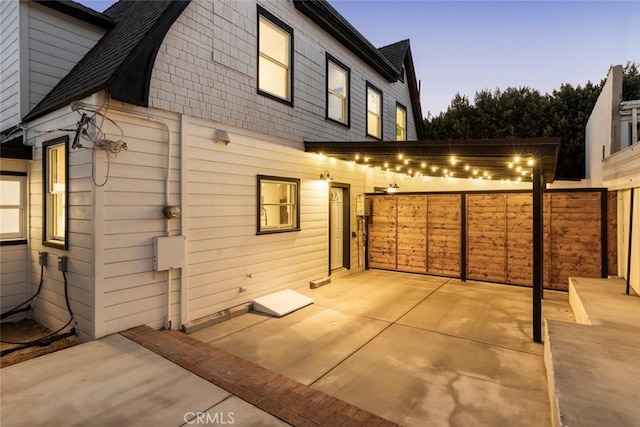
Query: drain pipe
[{"left": 71, "top": 101, "right": 174, "bottom": 329}]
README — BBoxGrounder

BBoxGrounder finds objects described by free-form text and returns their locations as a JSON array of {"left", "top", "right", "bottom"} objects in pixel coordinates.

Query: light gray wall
[
  {"left": 27, "top": 2, "right": 105, "bottom": 112},
  {"left": 0, "top": 0, "right": 21, "bottom": 132},
  {"left": 148, "top": 0, "right": 418, "bottom": 146},
  {"left": 0, "top": 1, "right": 105, "bottom": 134},
  {"left": 585, "top": 65, "right": 622, "bottom": 186}
]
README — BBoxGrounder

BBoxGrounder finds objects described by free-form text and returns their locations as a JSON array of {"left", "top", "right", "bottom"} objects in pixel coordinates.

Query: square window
[
  {"left": 326, "top": 54, "right": 350, "bottom": 126},
  {"left": 257, "top": 6, "right": 293, "bottom": 105},
  {"left": 43, "top": 136, "right": 68, "bottom": 249},
  {"left": 257, "top": 175, "right": 300, "bottom": 234},
  {"left": 396, "top": 103, "right": 407, "bottom": 141},
  {"left": 366, "top": 83, "right": 382, "bottom": 139},
  {"left": 0, "top": 174, "right": 26, "bottom": 241}
]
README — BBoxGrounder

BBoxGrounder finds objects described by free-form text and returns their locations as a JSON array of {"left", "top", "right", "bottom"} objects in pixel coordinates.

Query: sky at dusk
[{"left": 79, "top": 0, "right": 639, "bottom": 117}]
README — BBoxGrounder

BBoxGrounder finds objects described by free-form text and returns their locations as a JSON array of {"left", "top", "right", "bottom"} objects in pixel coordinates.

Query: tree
[{"left": 423, "top": 62, "right": 639, "bottom": 180}]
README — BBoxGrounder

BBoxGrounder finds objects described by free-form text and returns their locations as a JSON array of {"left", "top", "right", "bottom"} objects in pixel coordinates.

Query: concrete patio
[
  {"left": 1, "top": 270, "right": 575, "bottom": 426},
  {"left": 192, "top": 270, "right": 575, "bottom": 426}
]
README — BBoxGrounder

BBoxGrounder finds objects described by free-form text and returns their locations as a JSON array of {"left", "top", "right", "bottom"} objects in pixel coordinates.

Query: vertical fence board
[{"left": 367, "top": 190, "right": 610, "bottom": 290}]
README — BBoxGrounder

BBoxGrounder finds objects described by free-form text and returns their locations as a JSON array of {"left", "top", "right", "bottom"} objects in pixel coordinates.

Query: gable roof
[
  {"left": 378, "top": 39, "right": 409, "bottom": 73},
  {"left": 379, "top": 39, "right": 425, "bottom": 139},
  {"left": 24, "top": 0, "right": 190, "bottom": 122}
]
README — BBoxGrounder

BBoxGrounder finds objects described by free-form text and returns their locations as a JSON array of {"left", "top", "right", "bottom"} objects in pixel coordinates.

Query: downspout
[{"left": 70, "top": 101, "right": 174, "bottom": 329}]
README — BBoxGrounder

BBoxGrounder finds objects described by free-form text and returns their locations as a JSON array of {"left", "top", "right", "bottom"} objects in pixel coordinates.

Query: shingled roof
[
  {"left": 24, "top": 0, "right": 190, "bottom": 122},
  {"left": 378, "top": 39, "right": 409, "bottom": 73}
]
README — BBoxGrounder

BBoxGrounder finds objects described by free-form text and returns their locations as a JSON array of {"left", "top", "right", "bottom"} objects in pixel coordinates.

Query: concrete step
[{"left": 545, "top": 277, "right": 640, "bottom": 427}]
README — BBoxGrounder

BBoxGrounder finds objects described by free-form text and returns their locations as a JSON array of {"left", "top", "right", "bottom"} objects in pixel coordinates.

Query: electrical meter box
[
  {"left": 153, "top": 235, "right": 185, "bottom": 271},
  {"left": 356, "top": 194, "right": 365, "bottom": 215}
]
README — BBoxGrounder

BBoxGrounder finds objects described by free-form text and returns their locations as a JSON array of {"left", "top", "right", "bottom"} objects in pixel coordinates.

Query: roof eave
[
  {"left": 34, "top": 0, "right": 114, "bottom": 29},
  {"left": 293, "top": 0, "right": 399, "bottom": 82}
]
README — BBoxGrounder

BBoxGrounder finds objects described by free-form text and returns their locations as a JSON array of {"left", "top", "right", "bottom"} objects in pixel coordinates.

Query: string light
[
  {"left": 421, "top": 162, "right": 426, "bottom": 168},
  {"left": 464, "top": 165, "right": 470, "bottom": 171}
]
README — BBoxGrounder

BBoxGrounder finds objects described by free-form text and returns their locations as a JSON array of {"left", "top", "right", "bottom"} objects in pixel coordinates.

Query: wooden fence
[{"left": 367, "top": 189, "right": 615, "bottom": 290}]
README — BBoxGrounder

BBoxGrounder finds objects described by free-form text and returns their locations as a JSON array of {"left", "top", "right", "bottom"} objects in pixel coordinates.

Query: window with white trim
[
  {"left": 326, "top": 54, "right": 350, "bottom": 126},
  {"left": 258, "top": 6, "right": 293, "bottom": 104},
  {"left": 43, "top": 136, "right": 68, "bottom": 248},
  {"left": 257, "top": 175, "right": 300, "bottom": 234},
  {"left": 396, "top": 103, "right": 407, "bottom": 141},
  {"left": 0, "top": 173, "right": 27, "bottom": 242},
  {"left": 366, "top": 83, "right": 382, "bottom": 139}
]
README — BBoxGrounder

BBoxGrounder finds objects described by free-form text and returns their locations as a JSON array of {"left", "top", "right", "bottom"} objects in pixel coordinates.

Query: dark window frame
[
  {"left": 43, "top": 135, "right": 69, "bottom": 250},
  {"left": 325, "top": 53, "right": 351, "bottom": 128},
  {"left": 396, "top": 102, "right": 407, "bottom": 141},
  {"left": 256, "top": 175, "right": 301, "bottom": 235},
  {"left": 257, "top": 5, "right": 294, "bottom": 106},
  {"left": 366, "top": 82, "right": 383, "bottom": 140}
]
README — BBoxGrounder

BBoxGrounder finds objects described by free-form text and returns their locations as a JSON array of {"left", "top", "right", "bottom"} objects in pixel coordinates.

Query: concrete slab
[
  {"left": 206, "top": 304, "right": 389, "bottom": 385},
  {"left": 569, "top": 276, "right": 640, "bottom": 329},
  {"left": 190, "top": 311, "right": 270, "bottom": 343},
  {"left": 313, "top": 324, "right": 551, "bottom": 427},
  {"left": 296, "top": 270, "right": 445, "bottom": 322},
  {"left": 399, "top": 279, "right": 574, "bottom": 355},
  {"left": 545, "top": 319, "right": 640, "bottom": 427},
  {"left": 1, "top": 334, "right": 230, "bottom": 426}
]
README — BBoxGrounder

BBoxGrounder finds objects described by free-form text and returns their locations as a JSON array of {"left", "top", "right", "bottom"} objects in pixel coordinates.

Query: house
[
  {"left": 1, "top": 0, "right": 555, "bottom": 341},
  {"left": 585, "top": 64, "right": 640, "bottom": 295}
]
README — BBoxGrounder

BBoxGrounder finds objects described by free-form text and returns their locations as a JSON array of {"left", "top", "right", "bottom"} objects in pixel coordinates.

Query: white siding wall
[
  {"left": 0, "top": 0, "right": 20, "bottom": 132},
  {"left": 27, "top": 3, "right": 105, "bottom": 112},
  {"left": 149, "top": 0, "right": 418, "bottom": 146},
  {"left": 27, "top": 104, "right": 95, "bottom": 341},
  {"left": 0, "top": 245, "right": 29, "bottom": 321},
  {"left": 617, "top": 188, "right": 640, "bottom": 295},
  {"left": 98, "top": 107, "right": 182, "bottom": 337}
]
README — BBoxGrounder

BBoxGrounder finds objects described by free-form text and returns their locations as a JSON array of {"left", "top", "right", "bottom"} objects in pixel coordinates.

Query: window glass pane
[
  {"left": 0, "top": 181, "right": 20, "bottom": 205},
  {"left": 368, "top": 112, "right": 380, "bottom": 137},
  {"left": 396, "top": 106, "right": 407, "bottom": 141},
  {"left": 45, "top": 140, "right": 67, "bottom": 245},
  {"left": 328, "top": 94, "right": 345, "bottom": 122},
  {"left": 259, "top": 18, "right": 289, "bottom": 66},
  {"left": 367, "top": 89, "right": 380, "bottom": 115},
  {"left": 328, "top": 63, "right": 346, "bottom": 96},
  {"left": 259, "top": 58, "right": 288, "bottom": 99},
  {"left": 0, "top": 209, "right": 20, "bottom": 234}
]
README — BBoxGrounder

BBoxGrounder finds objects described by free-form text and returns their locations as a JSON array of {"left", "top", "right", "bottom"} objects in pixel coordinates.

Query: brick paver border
[{"left": 121, "top": 326, "right": 396, "bottom": 427}]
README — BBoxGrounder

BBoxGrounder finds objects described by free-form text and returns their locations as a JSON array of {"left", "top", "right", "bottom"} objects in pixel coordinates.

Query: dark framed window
[
  {"left": 257, "top": 6, "right": 294, "bottom": 105},
  {"left": 396, "top": 102, "right": 407, "bottom": 141},
  {"left": 326, "top": 53, "right": 350, "bottom": 127},
  {"left": 257, "top": 175, "right": 300, "bottom": 234},
  {"left": 0, "top": 172, "right": 27, "bottom": 244},
  {"left": 43, "top": 135, "right": 69, "bottom": 249},
  {"left": 366, "top": 82, "right": 383, "bottom": 139}
]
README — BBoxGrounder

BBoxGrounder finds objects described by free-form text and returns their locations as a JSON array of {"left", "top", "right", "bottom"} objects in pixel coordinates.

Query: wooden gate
[{"left": 367, "top": 189, "right": 615, "bottom": 290}]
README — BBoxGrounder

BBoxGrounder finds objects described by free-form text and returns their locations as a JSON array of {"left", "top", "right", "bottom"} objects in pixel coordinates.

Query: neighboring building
[
  {"left": 1, "top": 0, "right": 533, "bottom": 340},
  {"left": 585, "top": 65, "right": 640, "bottom": 294}
]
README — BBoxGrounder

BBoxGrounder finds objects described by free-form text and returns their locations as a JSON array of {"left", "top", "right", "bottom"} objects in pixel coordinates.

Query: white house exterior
[
  {"left": 2, "top": 0, "right": 534, "bottom": 341},
  {"left": 585, "top": 65, "right": 640, "bottom": 294}
]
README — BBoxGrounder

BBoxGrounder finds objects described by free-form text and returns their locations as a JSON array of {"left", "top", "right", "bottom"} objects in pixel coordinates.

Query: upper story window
[
  {"left": 396, "top": 103, "right": 407, "bottom": 141},
  {"left": 257, "top": 6, "right": 293, "bottom": 105},
  {"left": 0, "top": 172, "right": 27, "bottom": 243},
  {"left": 326, "top": 54, "right": 350, "bottom": 126},
  {"left": 366, "top": 83, "right": 383, "bottom": 139},
  {"left": 43, "top": 136, "right": 68, "bottom": 249}
]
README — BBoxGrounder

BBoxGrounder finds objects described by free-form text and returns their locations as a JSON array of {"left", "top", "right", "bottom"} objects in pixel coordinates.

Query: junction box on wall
[{"left": 153, "top": 236, "right": 185, "bottom": 271}]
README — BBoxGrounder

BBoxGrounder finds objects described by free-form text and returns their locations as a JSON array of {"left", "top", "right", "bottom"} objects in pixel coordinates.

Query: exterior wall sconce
[
  {"left": 387, "top": 181, "right": 399, "bottom": 193},
  {"left": 320, "top": 170, "right": 333, "bottom": 181},
  {"left": 214, "top": 129, "right": 231, "bottom": 146}
]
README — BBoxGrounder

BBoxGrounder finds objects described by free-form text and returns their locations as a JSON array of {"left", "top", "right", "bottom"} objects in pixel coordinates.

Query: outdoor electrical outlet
[
  {"left": 39, "top": 252, "right": 48, "bottom": 266},
  {"left": 58, "top": 256, "right": 68, "bottom": 272}
]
